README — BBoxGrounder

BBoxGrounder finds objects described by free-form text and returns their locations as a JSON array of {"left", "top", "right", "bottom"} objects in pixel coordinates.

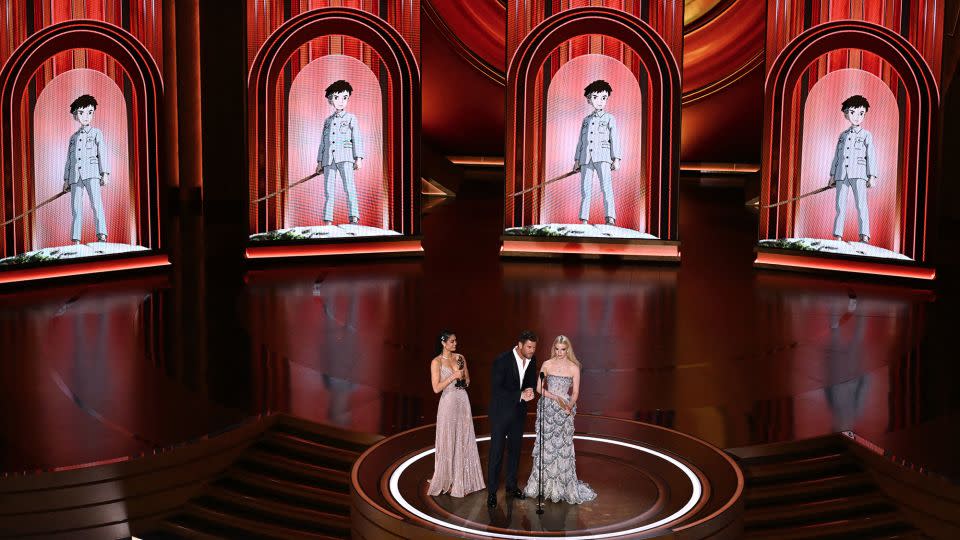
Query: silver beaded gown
[
  {"left": 427, "top": 365, "right": 485, "bottom": 497},
  {"left": 523, "top": 374, "right": 597, "bottom": 503}
]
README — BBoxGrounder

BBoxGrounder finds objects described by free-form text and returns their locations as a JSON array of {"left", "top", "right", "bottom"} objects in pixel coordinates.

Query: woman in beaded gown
[
  {"left": 523, "top": 335, "right": 596, "bottom": 504},
  {"left": 427, "top": 331, "right": 485, "bottom": 497}
]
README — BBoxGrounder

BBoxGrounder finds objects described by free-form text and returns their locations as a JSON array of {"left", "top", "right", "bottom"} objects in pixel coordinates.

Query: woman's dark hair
[{"left": 436, "top": 330, "right": 455, "bottom": 356}]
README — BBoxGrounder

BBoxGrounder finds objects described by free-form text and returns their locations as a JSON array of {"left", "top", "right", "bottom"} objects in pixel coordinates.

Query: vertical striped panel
[
  {"left": 509, "top": 0, "right": 680, "bottom": 67},
  {"left": 766, "top": 0, "right": 942, "bottom": 83},
  {"left": 246, "top": 0, "right": 418, "bottom": 79}
]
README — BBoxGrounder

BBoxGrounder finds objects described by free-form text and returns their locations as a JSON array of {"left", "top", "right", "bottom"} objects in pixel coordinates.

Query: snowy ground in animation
[
  {"left": 250, "top": 224, "right": 401, "bottom": 242},
  {"left": 0, "top": 242, "right": 149, "bottom": 265},
  {"left": 759, "top": 237, "right": 912, "bottom": 261},
  {"left": 504, "top": 223, "right": 660, "bottom": 240}
]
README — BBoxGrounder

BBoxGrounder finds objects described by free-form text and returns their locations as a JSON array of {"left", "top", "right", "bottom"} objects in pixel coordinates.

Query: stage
[
  {"left": 758, "top": 238, "right": 912, "bottom": 262},
  {"left": 504, "top": 223, "right": 660, "bottom": 240},
  {"left": 0, "top": 242, "right": 149, "bottom": 266},
  {"left": 352, "top": 414, "right": 743, "bottom": 539},
  {"left": 249, "top": 224, "right": 402, "bottom": 242}
]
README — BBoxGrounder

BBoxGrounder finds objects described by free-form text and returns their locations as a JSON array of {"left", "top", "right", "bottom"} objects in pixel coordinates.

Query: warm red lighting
[
  {"left": 447, "top": 156, "right": 505, "bottom": 166},
  {"left": 755, "top": 251, "right": 935, "bottom": 280},
  {"left": 245, "top": 240, "right": 423, "bottom": 259},
  {"left": 679, "top": 162, "right": 760, "bottom": 173},
  {"left": 0, "top": 254, "right": 170, "bottom": 285},
  {"left": 502, "top": 239, "right": 679, "bottom": 260}
]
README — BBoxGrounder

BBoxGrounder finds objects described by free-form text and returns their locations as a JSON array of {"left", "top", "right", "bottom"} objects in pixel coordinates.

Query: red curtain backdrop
[
  {"left": 0, "top": 1, "right": 163, "bottom": 69},
  {"left": 285, "top": 55, "right": 387, "bottom": 229},
  {"left": 794, "top": 69, "right": 900, "bottom": 249},
  {"left": 425, "top": 0, "right": 766, "bottom": 162},
  {"left": 32, "top": 69, "right": 135, "bottom": 247},
  {"left": 541, "top": 54, "right": 645, "bottom": 230},
  {"left": 766, "top": 0, "right": 943, "bottom": 82},
  {"left": 247, "top": 0, "right": 418, "bottom": 68}
]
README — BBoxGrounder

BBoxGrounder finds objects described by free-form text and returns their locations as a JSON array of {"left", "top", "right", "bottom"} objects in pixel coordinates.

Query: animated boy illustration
[
  {"left": 573, "top": 79, "right": 621, "bottom": 225},
  {"left": 62, "top": 94, "right": 109, "bottom": 243},
  {"left": 828, "top": 94, "right": 876, "bottom": 243},
  {"left": 316, "top": 79, "right": 364, "bottom": 225}
]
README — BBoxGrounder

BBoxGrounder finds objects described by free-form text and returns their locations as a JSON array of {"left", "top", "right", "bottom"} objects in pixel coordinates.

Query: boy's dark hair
[
  {"left": 69, "top": 94, "right": 98, "bottom": 115},
  {"left": 436, "top": 330, "right": 455, "bottom": 356},
  {"left": 518, "top": 330, "right": 538, "bottom": 344},
  {"left": 841, "top": 95, "right": 870, "bottom": 112},
  {"left": 583, "top": 80, "right": 613, "bottom": 97},
  {"left": 325, "top": 80, "right": 354, "bottom": 98}
]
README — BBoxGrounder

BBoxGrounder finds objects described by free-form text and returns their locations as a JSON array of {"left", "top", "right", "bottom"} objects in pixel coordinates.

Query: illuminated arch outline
[
  {"left": 506, "top": 6, "right": 681, "bottom": 240},
  {"left": 0, "top": 19, "right": 164, "bottom": 256},
  {"left": 760, "top": 20, "right": 938, "bottom": 261},
  {"left": 248, "top": 7, "right": 421, "bottom": 236}
]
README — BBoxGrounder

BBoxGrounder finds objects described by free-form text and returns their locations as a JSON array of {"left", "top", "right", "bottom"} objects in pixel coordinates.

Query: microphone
[{"left": 539, "top": 371, "right": 545, "bottom": 381}]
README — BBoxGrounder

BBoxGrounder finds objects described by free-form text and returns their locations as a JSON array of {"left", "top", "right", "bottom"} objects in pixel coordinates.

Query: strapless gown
[{"left": 523, "top": 374, "right": 596, "bottom": 503}]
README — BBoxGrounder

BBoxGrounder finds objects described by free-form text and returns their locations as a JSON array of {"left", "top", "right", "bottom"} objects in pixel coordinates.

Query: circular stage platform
[{"left": 351, "top": 415, "right": 744, "bottom": 539}]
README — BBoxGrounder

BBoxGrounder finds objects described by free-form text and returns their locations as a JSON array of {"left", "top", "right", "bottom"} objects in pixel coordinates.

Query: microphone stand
[{"left": 537, "top": 371, "right": 545, "bottom": 515}]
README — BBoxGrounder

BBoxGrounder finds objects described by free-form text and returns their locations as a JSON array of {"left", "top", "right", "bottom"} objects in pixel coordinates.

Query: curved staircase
[
  {"left": 149, "top": 417, "right": 381, "bottom": 540},
  {"left": 730, "top": 435, "right": 931, "bottom": 539}
]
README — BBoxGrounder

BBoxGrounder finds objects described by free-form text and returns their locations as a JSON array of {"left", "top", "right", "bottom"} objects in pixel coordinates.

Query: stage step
[
  {"left": 745, "top": 471, "right": 877, "bottom": 507},
  {"left": 270, "top": 421, "right": 376, "bottom": 454},
  {"left": 743, "top": 451, "right": 859, "bottom": 485},
  {"left": 151, "top": 416, "right": 381, "bottom": 539},
  {"left": 236, "top": 450, "right": 351, "bottom": 493},
  {"left": 742, "top": 511, "right": 923, "bottom": 539},
  {"left": 734, "top": 435, "right": 927, "bottom": 540},
  {"left": 745, "top": 492, "right": 894, "bottom": 529},
  {"left": 256, "top": 431, "right": 360, "bottom": 469},
  {"left": 220, "top": 470, "right": 351, "bottom": 514},
  {"left": 174, "top": 502, "right": 343, "bottom": 539},
  {"left": 196, "top": 487, "right": 350, "bottom": 536}
]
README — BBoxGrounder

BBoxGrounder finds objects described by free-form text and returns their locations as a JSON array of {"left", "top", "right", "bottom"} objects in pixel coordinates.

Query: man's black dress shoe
[
  {"left": 508, "top": 488, "right": 525, "bottom": 499},
  {"left": 487, "top": 494, "right": 497, "bottom": 508}
]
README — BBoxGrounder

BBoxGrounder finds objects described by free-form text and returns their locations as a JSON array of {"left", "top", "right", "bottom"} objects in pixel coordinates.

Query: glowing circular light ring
[{"left": 388, "top": 434, "right": 703, "bottom": 540}]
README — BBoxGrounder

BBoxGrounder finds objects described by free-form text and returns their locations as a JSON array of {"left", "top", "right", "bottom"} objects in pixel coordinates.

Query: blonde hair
[{"left": 552, "top": 335, "right": 581, "bottom": 368}]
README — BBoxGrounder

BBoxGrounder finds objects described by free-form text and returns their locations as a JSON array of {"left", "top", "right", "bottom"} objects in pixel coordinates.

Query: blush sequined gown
[
  {"left": 427, "top": 365, "right": 485, "bottom": 497},
  {"left": 523, "top": 374, "right": 597, "bottom": 503}
]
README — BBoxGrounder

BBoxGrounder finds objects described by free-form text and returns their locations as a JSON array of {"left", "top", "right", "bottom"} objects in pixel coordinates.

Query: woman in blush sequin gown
[
  {"left": 523, "top": 335, "right": 596, "bottom": 504},
  {"left": 427, "top": 331, "right": 485, "bottom": 497}
]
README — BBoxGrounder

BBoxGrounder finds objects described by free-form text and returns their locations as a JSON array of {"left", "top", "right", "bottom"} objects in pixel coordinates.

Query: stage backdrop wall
[{"left": 421, "top": 0, "right": 766, "bottom": 163}]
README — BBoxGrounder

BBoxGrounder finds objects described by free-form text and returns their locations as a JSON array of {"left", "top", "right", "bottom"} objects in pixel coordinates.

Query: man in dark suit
[{"left": 487, "top": 330, "right": 538, "bottom": 508}]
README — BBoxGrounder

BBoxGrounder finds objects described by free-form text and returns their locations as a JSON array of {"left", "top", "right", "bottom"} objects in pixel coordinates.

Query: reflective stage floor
[{"left": 2, "top": 172, "right": 959, "bottom": 481}]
